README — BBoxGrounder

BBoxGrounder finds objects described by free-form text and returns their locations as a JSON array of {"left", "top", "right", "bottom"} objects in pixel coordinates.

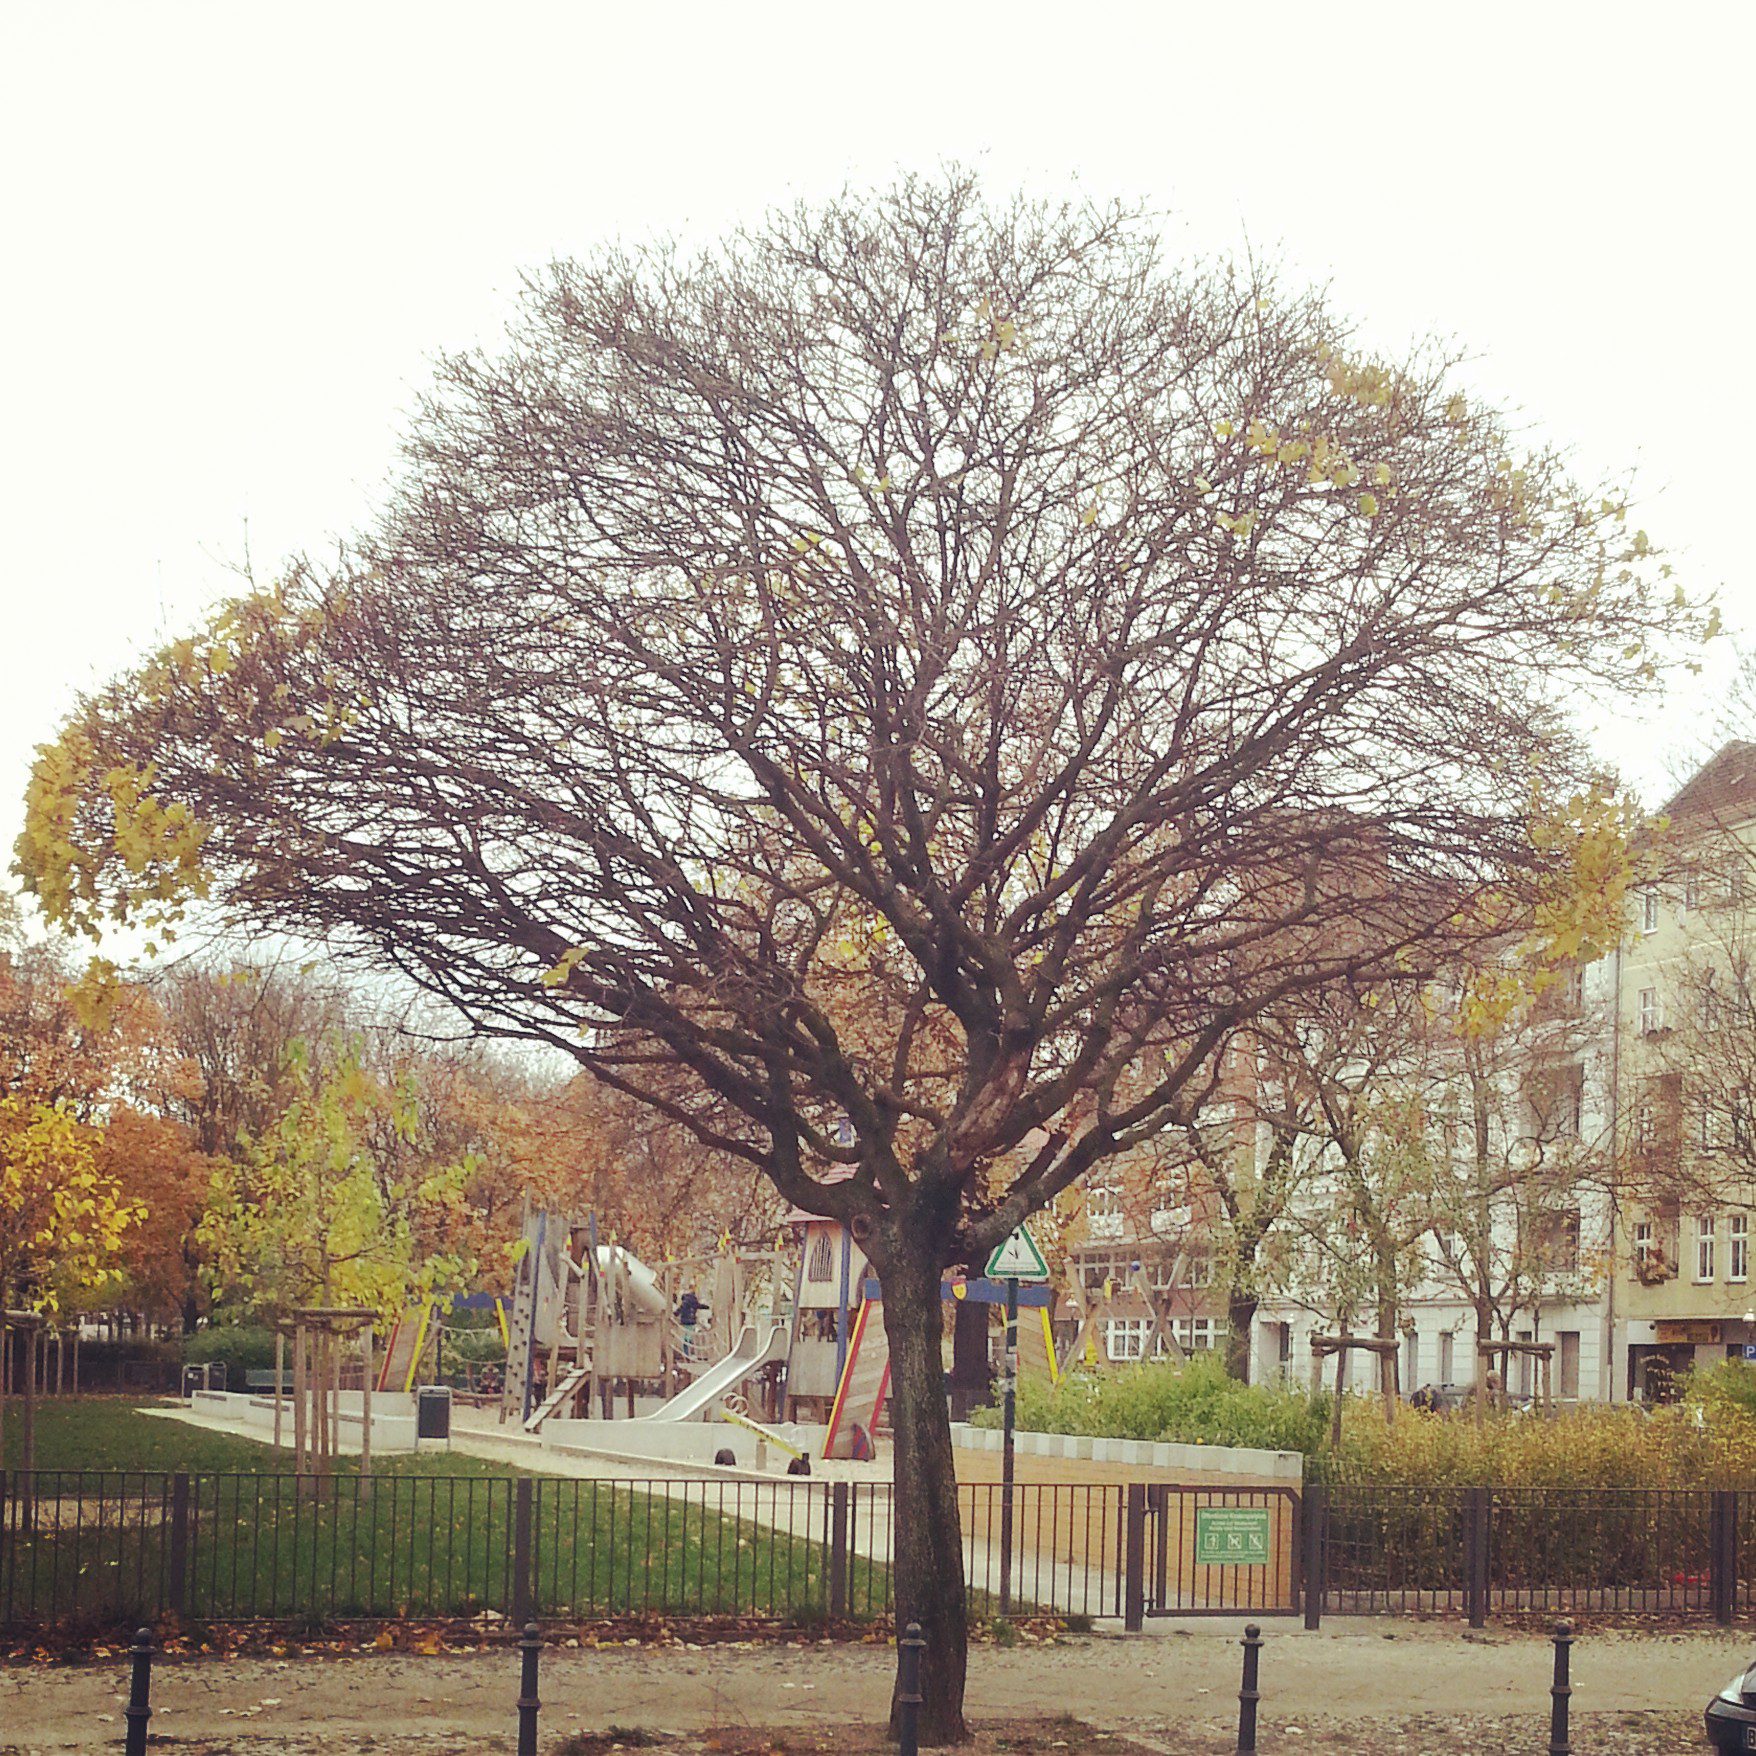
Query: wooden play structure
[
  {"left": 497, "top": 1208, "right": 669, "bottom": 1427},
  {"left": 1060, "top": 1259, "right": 1194, "bottom": 1369},
  {"left": 782, "top": 1214, "right": 1060, "bottom": 1460},
  {"left": 375, "top": 1291, "right": 508, "bottom": 1398},
  {"left": 493, "top": 1207, "right": 791, "bottom": 1431},
  {"left": 344, "top": 1201, "right": 1074, "bottom": 1471}
]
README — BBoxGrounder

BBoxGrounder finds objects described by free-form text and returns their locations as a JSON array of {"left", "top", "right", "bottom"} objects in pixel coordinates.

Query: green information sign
[{"left": 1194, "top": 1506, "right": 1271, "bottom": 1567}]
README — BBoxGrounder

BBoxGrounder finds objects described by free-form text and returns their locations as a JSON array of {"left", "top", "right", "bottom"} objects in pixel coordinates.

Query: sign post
[{"left": 983, "top": 1225, "right": 1051, "bottom": 1616}]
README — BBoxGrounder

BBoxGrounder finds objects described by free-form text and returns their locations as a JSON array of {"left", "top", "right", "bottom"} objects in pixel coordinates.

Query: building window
[
  {"left": 1104, "top": 1318, "right": 1148, "bottom": 1362},
  {"left": 1696, "top": 1213, "right": 1717, "bottom": 1282},
  {"left": 1641, "top": 889, "right": 1661, "bottom": 934},
  {"left": 1182, "top": 1249, "right": 1212, "bottom": 1289},
  {"left": 806, "top": 1231, "right": 835, "bottom": 1283},
  {"left": 1528, "top": 1064, "right": 1584, "bottom": 1140},
  {"left": 1634, "top": 1220, "right": 1654, "bottom": 1272},
  {"left": 1638, "top": 987, "right": 1662, "bottom": 1035},
  {"left": 1080, "top": 1251, "right": 1132, "bottom": 1294},
  {"left": 1635, "top": 1102, "right": 1656, "bottom": 1148},
  {"left": 1439, "top": 1331, "right": 1455, "bottom": 1384},
  {"left": 1537, "top": 1208, "right": 1581, "bottom": 1273},
  {"left": 1171, "top": 1316, "right": 1220, "bottom": 1352},
  {"left": 1732, "top": 1214, "right": 1749, "bottom": 1283},
  {"left": 1685, "top": 868, "right": 1703, "bottom": 911},
  {"left": 1084, "top": 1184, "right": 1125, "bottom": 1241},
  {"left": 1558, "top": 1331, "right": 1581, "bottom": 1399}
]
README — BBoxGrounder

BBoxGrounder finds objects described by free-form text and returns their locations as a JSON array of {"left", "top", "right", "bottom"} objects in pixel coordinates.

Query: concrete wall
[
  {"left": 542, "top": 1416, "right": 825, "bottom": 1472},
  {"left": 189, "top": 1388, "right": 419, "bottom": 1454},
  {"left": 949, "top": 1421, "right": 1302, "bottom": 1484}
]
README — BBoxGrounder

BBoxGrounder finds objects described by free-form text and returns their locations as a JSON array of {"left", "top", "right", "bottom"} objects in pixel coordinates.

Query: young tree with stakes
[{"left": 16, "top": 177, "right": 1708, "bottom": 1739}]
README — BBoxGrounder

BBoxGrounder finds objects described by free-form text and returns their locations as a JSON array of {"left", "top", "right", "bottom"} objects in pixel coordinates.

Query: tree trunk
[
  {"left": 1474, "top": 1298, "right": 1493, "bottom": 1425},
  {"left": 1225, "top": 1289, "right": 1258, "bottom": 1384},
  {"left": 879, "top": 1248, "right": 969, "bottom": 1745}
]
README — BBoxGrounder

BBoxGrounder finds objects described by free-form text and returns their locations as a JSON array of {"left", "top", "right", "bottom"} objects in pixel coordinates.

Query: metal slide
[{"left": 649, "top": 1322, "right": 788, "bottom": 1422}]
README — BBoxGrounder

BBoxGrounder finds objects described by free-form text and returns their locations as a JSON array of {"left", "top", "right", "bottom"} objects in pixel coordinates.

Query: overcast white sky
[{"left": 3, "top": 1, "right": 1752, "bottom": 910}]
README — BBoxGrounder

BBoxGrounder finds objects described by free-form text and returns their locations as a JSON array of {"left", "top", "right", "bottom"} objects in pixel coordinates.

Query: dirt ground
[{"left": 0, "top": 1620, "right": 1738, "bottom": 1753}]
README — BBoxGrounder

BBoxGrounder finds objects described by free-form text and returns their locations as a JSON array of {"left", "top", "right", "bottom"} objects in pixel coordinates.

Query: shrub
[
  {"left": 1687, "top": 1358, "right": 1756, "bottom": 1423},
  {"left": 183, "top": 1323, "right": 278, "bottom": 1379},
  {"left": 971, "top": 1352, "right": 1756, "bottom": 1490},
  {"left": 968, "top": 1353, "right": 1331, "bottom": 1456},
  {"left": 1324, "top": 1397, "right": 1756, "bottom": 1489}
]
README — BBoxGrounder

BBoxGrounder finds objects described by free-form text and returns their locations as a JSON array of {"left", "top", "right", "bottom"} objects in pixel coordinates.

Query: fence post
[
  {"left": 1713, "top": 1490, "right": 1737, "bottom": 1625},
  {"left": 512, "top": 1477, "right": 536, "bottom": 1625},
  {"left": 1301, "top": 1484, "right": 1326, "bottom": 1631},
  {"left": 1235, "top": 1622, "right": 1262, "bottom": 1756},
  {"left": 1733, "top": 1489, "right": 1743, "bottom": 1624},
  {"left": 516, "top": 1621, "right": 541, "bottom": 1756},
  {"left": 895, "top": 1620, "right": 925, "bottom": 1756},
  {"left": 123, "top": 1627, "right": 153, "bottom": 1756},
  {"left": 828, "top": 1481, "right": 849, "bottom": 1619},
  {"left": 167, "top": 1474, "right": 191, "bottom": 1617},
  {"left": 1123, "top": 1483, "right": 1147, "bottom": 1632},
  {"left": 1548, "top": 1620, "right": 1573, "bottom": 1756},
  {"left": 1463, "top": 1486, "right": 1490, "bottom": 1629}
]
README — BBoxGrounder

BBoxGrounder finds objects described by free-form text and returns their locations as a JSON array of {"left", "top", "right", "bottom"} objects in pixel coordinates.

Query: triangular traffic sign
[{"left": 984, "top": 1224, "right": 1050, "bottom": 1282}]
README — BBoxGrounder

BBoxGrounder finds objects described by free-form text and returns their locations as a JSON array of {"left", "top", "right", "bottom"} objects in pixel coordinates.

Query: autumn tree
[
  {"left": 0, "top": 902, "right": 200, "bottom": 1333},
  {"left": 98, "top": 1104, "right": 215, "bottom": 1329},
  {"left": 17, "top": 178, "right": 1707, "bottom": 1738},
  {"left": 198, "top": 1040, "right": 473, "bottom": 1322},
  {"left": 152, "top": 958, "right": 347, "bottom": 1158},
  {"left": 0, "top": 1098, "right": 142, "bottom": 1463}
]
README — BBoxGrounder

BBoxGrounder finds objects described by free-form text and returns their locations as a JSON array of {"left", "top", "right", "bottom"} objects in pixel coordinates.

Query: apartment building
[
  {"left": 1614, "top": 741, "right": 1756, "bottom": 1399},
  {"left": 1249, "top": 949, "right": 1620, "bottom": 1404},
  {"left": 1061, "top": 1177, "right": 1233, "bottom": 1366},
  {"left": 1057, "top": 744, "right": 1755, "bottom": 1406}
]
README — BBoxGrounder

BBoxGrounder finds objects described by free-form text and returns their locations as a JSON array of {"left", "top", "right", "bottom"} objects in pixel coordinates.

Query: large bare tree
[{"left": 19, "top": 176, "right": 1698, "bottom": 1738}]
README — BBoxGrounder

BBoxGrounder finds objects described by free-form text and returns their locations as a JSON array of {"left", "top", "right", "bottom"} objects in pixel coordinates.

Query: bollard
[
  {"left": 895, "top": 1620, "right": 926, "bottom": 1756},
  {"left": 1549, "top": 1621, "right": 1573, "bottom": 1756},
  {"left": 1235, "top": 1623, "right": 1262, "bottom": 1756},
  {"left": 123, "top": 1627, "right": 153, "bottom": 1756},
  {"left": 517, "top": 1621, "right": 542, "bottom": 1756}
]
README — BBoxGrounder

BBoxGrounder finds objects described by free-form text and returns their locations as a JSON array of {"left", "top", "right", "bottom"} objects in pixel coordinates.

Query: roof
[{"left": 1662, "top": 741, "right": 1756, "bottom": 826}]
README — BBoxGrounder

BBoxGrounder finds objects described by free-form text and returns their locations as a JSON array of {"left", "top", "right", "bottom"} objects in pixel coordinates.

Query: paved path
[{"left": 0, "top": 1621, "right": 1745, "bottom": 1748}]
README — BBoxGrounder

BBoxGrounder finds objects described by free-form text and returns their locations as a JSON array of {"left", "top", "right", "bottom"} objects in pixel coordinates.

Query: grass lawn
[
  {"left": 0, "top": 1399, "right": 888, "bottom": 1630},
  {"left": 4, "top": 1394, "right": 522, "bottom": 1477}
]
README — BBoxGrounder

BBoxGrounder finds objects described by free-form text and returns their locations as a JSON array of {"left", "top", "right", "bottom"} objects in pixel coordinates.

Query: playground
[
  {"left": 170, "top": 1206, "right": 1275, "bottom": 1487},
  {"left": 141, "top": 1206, "right": 1299, "bottom": 1631}
]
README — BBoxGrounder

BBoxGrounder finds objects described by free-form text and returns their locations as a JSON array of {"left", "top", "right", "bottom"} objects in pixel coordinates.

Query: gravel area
[{"left": 0, "top": 1622, "right": 1737, "bottom": 1753}]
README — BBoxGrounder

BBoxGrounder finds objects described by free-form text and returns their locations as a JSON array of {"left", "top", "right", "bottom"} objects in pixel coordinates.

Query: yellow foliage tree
[
  {"left": 197, "top": 1042, "right": 473, "bottom": 1325},
  {"left": 0, "top": 1097, "right": 142, "bottom": 1466}
]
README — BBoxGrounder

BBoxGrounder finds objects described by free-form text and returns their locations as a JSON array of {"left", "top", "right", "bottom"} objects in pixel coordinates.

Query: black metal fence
[
  {"left": 10, "top": 1468, "right": 1756, "bottom": 1634},
  {"left": 1314, "top": 1482, "right": 1744, "bottom": 1624},
  {"left": 0, "top": 1470, "right": 1128, "bottom": 1631}
]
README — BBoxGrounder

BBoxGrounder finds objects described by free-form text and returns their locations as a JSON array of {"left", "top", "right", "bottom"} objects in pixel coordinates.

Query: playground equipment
[
  {"left": 649, "top": 1321, "right": 788, "bottom": 1422},
  {"left": 499, "top": 1207, "right": 671, "bottom": 1428},
  {"left": 717, "top": 1394, "right": 812, "bottom": 1473},
  {"left": 784, "top": 1212, "right": 1060, "bottom": 1460},
  {"left": 462, "top": 1201, "right": 1066, "bottom": 1472}
]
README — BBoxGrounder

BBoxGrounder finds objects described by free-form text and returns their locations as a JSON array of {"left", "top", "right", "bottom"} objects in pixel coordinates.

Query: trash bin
[
  {"left": 181, "top": 1363, "right": 211, "bottom": 1398},
  {"left": 416, "top": 1385, "right": 453, "bottom": 1442}
]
